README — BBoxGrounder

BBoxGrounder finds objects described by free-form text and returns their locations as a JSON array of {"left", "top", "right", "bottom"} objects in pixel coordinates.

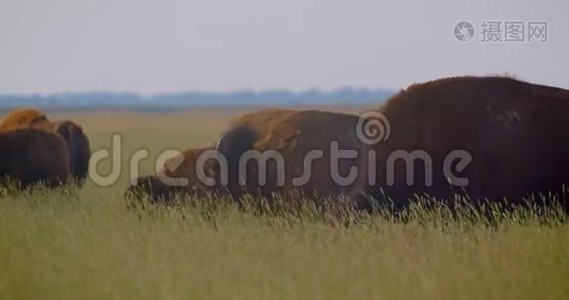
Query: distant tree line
[{"left": 0, "top": 87, "right": 393, "bottom": 109}]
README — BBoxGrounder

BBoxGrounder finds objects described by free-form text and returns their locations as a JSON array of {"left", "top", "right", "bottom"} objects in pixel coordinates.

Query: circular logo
[
  {"left": 454, "top": 21, "right": 474, "bottom": 42},
  {"left": 356, "top": 111, "right": 391, "bottom": 145}
]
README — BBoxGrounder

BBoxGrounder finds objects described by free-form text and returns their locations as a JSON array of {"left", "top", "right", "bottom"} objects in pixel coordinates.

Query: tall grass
[{"left": 1, "top": 188, "right": 568, "bottom": 300}]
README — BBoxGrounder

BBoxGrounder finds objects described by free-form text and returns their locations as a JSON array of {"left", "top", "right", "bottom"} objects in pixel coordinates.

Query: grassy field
[{"left": 0, "top": 108, "right": 568, "bottom": 300}]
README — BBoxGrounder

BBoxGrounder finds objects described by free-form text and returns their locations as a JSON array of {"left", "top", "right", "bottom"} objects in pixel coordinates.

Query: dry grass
[{"left": 0, "top": 108, "right": 568, "bottom": 300}]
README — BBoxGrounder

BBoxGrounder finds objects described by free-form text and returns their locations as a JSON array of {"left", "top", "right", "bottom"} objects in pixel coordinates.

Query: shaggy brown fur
[
  {"left": 350, "top": 76, "right": 569, "bottom": 211},
  {"left": 0, "top": 128, "right": 70, "bottom": 187},
  {"left": 50, "top": 121, "right": 91, "bottom": 182},
  {"left": 217, "top": 109, "right": 366, "bottom": 206},
  {"left": 1, "top": 108, "right": 91, "bottom": 183},
  {"left": 0, "top": 108, "right": 49, "bottom": 130},
  {"left": 227, "top": 109, "right": 299, "bottom": 147},
  {"left": 127, "top": 147, "right": 219, "bottom": 203}
]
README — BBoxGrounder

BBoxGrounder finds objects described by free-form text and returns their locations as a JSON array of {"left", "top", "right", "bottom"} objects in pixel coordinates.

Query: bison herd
[
  {"left": 2, "top": 76, "right": 569, "bottom": 212},
  {"left": 0, "top": 108, "right": 90, "bottom": 187}
]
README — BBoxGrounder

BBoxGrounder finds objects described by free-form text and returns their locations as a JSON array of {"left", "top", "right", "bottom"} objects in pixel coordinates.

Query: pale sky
[{"left": 0, "top": 0, "right": 567, "bottom": 94}]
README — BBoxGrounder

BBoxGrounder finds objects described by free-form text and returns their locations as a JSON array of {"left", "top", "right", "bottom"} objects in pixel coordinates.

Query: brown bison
[
  {"left": 216, "top": 109, "right": 366, "bottom": 206},
  {"left": 127, "top": 147, "right": 219, "bottom": 203},
  {"left": 1, "top": 108, "right": 91, "bottom": 183},
  {"left": 349, "top": 76, "right": 569, "bottom": 211},
  {"left": 127, "top": 110, "right": 303, "bottom": 203},
  {"left": 49, "top": 120, "right": 90, "bottom": 182},
  {"left": 0, "top": 128, "right": 70, "bottom": 187},
  {"left": 128, "top": 109, "right": 366, "bottom": 207}
]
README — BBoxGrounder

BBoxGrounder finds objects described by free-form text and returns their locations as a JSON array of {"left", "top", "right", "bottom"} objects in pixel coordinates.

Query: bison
[
  {"left": 0, "top": 127, "right": 70, "bottom": 187},
  {"left": 127, "top": 147, "right": 219, "bottom": 204},
  {"left": 127, "top": 110, "right": 304, "bottom": 203},
  {"left": 1, "top": 108, "right": 91, "bottom": 183},
  {"left": 128, "top": 109, "right": 366, "bottom": 208},
  {"left": 349, "top": 76, "right": 569, "bottom": 211},
  {"left": 216, "top": 109, "right": 367, "bottom": 207}
]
